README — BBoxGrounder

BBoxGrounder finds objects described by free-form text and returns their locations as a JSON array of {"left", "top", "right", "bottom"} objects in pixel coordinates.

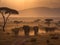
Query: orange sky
[
  {"left": 0, "top": 0, "right": 60, "bottom": 10},
  {"left": 0, "top": 0, "right": 60, "bottom": 17}
]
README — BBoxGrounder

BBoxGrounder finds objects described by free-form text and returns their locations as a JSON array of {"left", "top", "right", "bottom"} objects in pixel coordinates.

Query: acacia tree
[
  {"left": 40, "top": 19, "right": 55, "bottom": 33},
  {"left": 45, "top": 19, "right": 53, "bottom": 26},
  {"left": 14, "top": 20, "right": 22, "bottom": 28},
  {"left": 0, "top": 7, "right": 19, "bottom": 32}
]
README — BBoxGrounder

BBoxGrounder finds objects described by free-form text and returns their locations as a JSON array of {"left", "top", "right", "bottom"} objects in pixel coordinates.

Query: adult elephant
[
  {"left": 23, "top": 25, "right": 30, "bottom": 36},
  {"left": 33, "top": 26, "right": 39, "bottom": 36}
]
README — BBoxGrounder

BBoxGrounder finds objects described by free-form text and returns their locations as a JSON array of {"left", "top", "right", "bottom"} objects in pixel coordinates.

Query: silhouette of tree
[
  {"left": 0, "top": 7, "right": 19, "bottom": 32},
  {"left": 45, "top": 19, "right": 53, "bottom": 26},
  {"left": 33, "top": 26, "right": 39, "bottom": 35},
  {"left": 22, "top": 25, "right": 30, "bottom": 36},
  {"left": 14, "top": 20, "right": 22, "bottom": 28}
]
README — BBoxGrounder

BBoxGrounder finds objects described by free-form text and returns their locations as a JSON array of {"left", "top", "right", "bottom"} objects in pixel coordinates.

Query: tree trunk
[
  {"left": 3, "top": 22, "right": 5, "bottom": 32},
  {"left": 2, "top": 13, "right": 10, "bottom": 32},
  {"left": 2, "top": 13, "right": 5, "bottom": 32}
]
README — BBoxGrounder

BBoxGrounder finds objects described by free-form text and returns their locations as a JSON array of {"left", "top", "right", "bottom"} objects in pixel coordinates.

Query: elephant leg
[{"left": 34, "top": 31, "right": 38, "bottom": 36}]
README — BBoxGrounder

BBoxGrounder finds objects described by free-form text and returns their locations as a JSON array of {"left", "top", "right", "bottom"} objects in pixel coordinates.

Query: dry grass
[{"left": 0, "top": 32, "right": 60, "bottom": 45}]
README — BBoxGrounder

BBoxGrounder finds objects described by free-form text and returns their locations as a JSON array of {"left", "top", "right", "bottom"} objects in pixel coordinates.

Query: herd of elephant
[
  {"left": 23, "top": 25, "right": 39, "bottom": 36},
  {"left": 12, "top": 25, "right": 39, "bottom": 36}
]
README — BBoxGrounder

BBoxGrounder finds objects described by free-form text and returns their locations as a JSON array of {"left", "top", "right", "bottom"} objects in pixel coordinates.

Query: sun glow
[{"left": 0, "top": 0, "right": 37, "bottom": 10}]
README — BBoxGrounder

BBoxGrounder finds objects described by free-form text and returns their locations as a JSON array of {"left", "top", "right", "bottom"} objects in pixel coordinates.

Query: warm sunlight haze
[{"left": 0, "top": 0, "right": 60, "bottom": 45}]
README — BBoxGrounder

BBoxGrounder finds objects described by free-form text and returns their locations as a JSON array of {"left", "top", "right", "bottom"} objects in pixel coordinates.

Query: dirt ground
[{"left": 0, "top": 32, "right": 60, "bottom": 45}]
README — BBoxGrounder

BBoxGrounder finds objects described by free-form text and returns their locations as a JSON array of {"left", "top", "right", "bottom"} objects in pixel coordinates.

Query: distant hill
[
  {"left": 0, "top": 7, "right": 60, "bottom": 23},
  {"left": 20, "top": 7, "right": 60, "bottom": 17}
]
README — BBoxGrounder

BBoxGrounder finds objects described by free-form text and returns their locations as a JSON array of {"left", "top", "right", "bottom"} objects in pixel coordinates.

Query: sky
[
  {"left": 0, "top": 0, "right": 60, "bottom": 17},
  {"left": 0, "top": 0, "right": 60, "bottom": 10}
]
